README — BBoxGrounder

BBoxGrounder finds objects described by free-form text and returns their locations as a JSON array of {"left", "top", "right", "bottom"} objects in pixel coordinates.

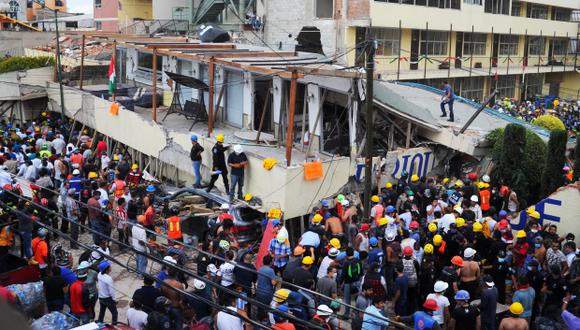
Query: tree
[
  {"left": 532, "top": 115, "right": 566, "bottom": 132},
  {"left": 540, "top": 130, "right": 567, "bottom": 197},
  {"left": 491, "top": 124, "right": 528, "bottom": 200}
]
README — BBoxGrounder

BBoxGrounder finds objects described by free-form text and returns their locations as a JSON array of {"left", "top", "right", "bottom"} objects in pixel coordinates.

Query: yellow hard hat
[
  {"left": 41, "top": 112, "right": 47, "bottom": 117},
  {"left": 529, "top": 211, "right": 540, "bottom": 220},
  {"left": 411, "top": 174, "right": 419, "bottom": 182},
  {"left": 88, "top": 171, "right": 98, "bottom": 179},
  {"left": 433, "top": 234, "right": 443, "bottom": 246},
  {"left": 443, "top": 178, "right": 449, "bottom": 184},
  {"left": 456, "top": 218, "right": 465, "bottom": 228},
  {"left": 424, "top": 243, "right": 434, "bottom": 254},
  {"left": 371, "top": 195, "right": 380, "bottom": 203},
  {"left": 428, "top": 223, "right": 438, "bottom": 233},
  {"left": 312, "top": 214, "right": 323, "bottom": 223},
  {"left": 526, "top": 206, "right": 535, "bottom": 215},
  {"left": 516, "top": 230, "right": 526, "bottom": 239},
  {"left": 473, "top": 222, "right": 483, "bottom": 232},
  {"left": 274, "top": 289, "right": 290, "bottom": 303},
  {"left": 329, "top": 238, "right": 341, "bottom": 249},
  {"left": 477, "top": 182, "right": 485, "bottom": 189},
  {"left": 244, "top": 193, "right": 253, "bottom": 201},
  {"left": 302, "top": 256, "right": 314, "bottom": 265},
  {"left": 216, "top": 133, "right": 225, "bottom": 143},
  {"left": 385, "top": 182, "right": 393, "bottom": 189},
  {"left": 378, "top": 217, "right": 388, "bottom": 227},
  {"left": 509, "top": 302, "right": 524, "bottom": 315},
  {"left": 132, "top": 164, "right": 139, "bottom": 170},
  {"left": 455, "top": 180, "right": 464, "bottom": 188}
]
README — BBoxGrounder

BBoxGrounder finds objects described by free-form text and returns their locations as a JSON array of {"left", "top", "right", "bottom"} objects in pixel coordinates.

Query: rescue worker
[
  {"left": 39, "top": 144, "right": 52, "bottom": 159},
  {"left": 189, "top": 134, "right": 204, "bottom": 188},
  {"left": 32, "top": 227, "right": 49, "bottom": 277},
  {"left": 398, "top": 298, "right": 442, "bottom": 330},
  {"left": 166, "top": 205, "right": 183, "bottom": 242},
  {"left": 110, "top": 174, "right": 126, "bottom": 201},
  {"left": 369, "top": 195, "right": 384, "bottom": 226},
  {"left": 0, "top": 223, "right": 14, "bottom": 256},
  {"left": 206, "top": 133, "right": 230, "bottom": 193},
  {"left": 126, "top": 164, "right": 142, "bottom": 187},
  {"left": 498, "top": 302, "right": 528, "bottom": 330}
]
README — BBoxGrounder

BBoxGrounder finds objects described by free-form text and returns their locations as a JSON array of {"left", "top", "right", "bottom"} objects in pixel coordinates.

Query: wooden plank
[
  {"left": 204, "top": 51, "right": 296, "bottom": 58},
  {"left": 285, "top": 71, "right": 298, "bottom": 166},
  {"left": 256, "top": 83, "right": 272, "bottom": 143},
  {"left": 208, "top": 58, "right": 215, "bottom": 135}
]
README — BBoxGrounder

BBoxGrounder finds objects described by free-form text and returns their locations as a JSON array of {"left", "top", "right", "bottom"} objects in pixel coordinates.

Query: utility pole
[{"left": 363, "top": 39, "right": 375, "bottom": 220}]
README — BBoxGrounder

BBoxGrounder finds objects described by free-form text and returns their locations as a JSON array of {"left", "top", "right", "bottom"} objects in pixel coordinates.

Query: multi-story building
[
  {"left": 94, "top": 0, "right": 152, "bottom": 32},
  {"left": 260, "top": 0, "right": 580, "bottom": 100},
  {"left": 27, "top": 0, "right": 66, "bottom": 21}
]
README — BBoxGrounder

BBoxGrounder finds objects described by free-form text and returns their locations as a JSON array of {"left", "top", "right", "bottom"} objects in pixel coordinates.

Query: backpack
[
  {"left": 344, "top": 258, "right": 363, "bottom": 283},
  {"left": 402, "top": 258, "right": 418, "bottom": 287}
]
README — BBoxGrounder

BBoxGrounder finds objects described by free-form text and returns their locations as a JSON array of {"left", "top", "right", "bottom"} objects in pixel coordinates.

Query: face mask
[
  {"left": 498, "top": 257, "right": 505, "bottom": 263},
  {"left": 531, "top": 229, "right": 538, "bottom": 233},
  {"left": 535, "top": 243, "right": 542, "bottom": 249},
  {"left": 408, "top": 196, "right": 414, "bottom": 201}
]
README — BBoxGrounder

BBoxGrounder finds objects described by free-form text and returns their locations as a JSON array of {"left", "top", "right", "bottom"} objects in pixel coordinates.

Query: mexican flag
[{"left": 108, "top": 53, "right": 116, "bottom": 95}]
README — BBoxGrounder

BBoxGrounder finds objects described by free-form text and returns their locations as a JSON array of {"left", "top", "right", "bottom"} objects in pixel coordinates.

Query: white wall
[{"left": 152, "top": 0, "right": 189, "bottom": 20}]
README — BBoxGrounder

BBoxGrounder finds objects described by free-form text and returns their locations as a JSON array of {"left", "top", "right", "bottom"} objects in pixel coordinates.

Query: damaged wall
[{"left": 0, "top": 67, "right": 52, "bottom": 101}]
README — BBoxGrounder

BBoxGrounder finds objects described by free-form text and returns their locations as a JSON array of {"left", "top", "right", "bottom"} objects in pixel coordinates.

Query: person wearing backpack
[
  {"left": 70, "top": 267, "right": 90, "bottom": 324},
  {"left": 401, "top": 246, "right": 420, "bottom": 314},
  {"left": 342, "top": 247, "right": 363, "bottom": 318}
]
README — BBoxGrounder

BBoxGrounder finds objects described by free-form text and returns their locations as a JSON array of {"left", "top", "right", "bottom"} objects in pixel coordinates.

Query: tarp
[{"left": 255, "top": 220, "right": 275, "bottom": 269}]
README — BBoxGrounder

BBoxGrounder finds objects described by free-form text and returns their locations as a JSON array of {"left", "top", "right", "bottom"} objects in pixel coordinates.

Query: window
[
  {"left": 463, "top": 33, "right": 487, "bottom": 55},
  {"left": 496, "top": 75, "right": 516, "bottom": 98},
  {"left": 499, "top": 34, "right": 519, "bottom": 56},
  {"left": 370, "top": 28, "right": 400, "bottom": 56},
  {"left": 95, "top": 0, "right": 101, "bottom": 8},
  {"left": 137, "top": 52, "right": 163, "bottom": 72},
  {"left": 27, "top": 0, "right": 32, "bottom": 8},
  {"left": 463, "top": 0, "right": 481, "bottom": 5},
  {"left": 95, "top": 21, "right": 102, "bottom": 30},
  {"left": 510, "top": 1, "right": 521, "bottom": 16},
  {"left": 484, "top": 0, "right": 509, "bottom": 15},
  {"left": 528, "top": 37, "right": 545, "bottom": 55},
  {"left": 528, "top": 4, "right": 548, "bottom": 19},
  {"left": 553, "top": 8, "right": 571, "bottom": 22},
  {"left": 525, "top": 74, "right": 543, "bottom": 97},
  {"left": 315, "top": 0, "right": 333, "bottom": 18},
  {"left": 420, "top": 31, "right": 448, "bottom": 56},
  {"left": 552, "top": 39, "right": 568, "bottom": 56},
  {"left": 460, "top": 77, "right": 484, "bottom": 101},
  {"left": 8, "top": 0, "right": 19, "bottom": 14}
]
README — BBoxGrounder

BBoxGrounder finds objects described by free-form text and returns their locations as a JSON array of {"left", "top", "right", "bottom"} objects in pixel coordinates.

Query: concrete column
[
  {"left": 191, "top": 61, "right": 200, "bottom": 99},
  {"left": 272, "top": 76, "right": 283, "bottom": 137},
  {"left": 243, "top": 71, "right": 254, "bottom": 129},
  {"left": 126, "top": 48, "right": 138, "bottom": 80}
]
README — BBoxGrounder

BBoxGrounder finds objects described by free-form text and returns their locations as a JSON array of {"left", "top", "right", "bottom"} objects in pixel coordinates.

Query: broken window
[{"left": 315, "top": 0, "right": 333, "bottom": 19}]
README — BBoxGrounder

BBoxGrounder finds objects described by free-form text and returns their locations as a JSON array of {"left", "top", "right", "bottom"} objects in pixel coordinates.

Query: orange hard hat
[{"left": 451, "top": 256, "right": 464, "bottom": 267}]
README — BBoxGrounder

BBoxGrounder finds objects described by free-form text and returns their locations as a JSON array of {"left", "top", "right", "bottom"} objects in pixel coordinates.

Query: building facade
[
  {"left": 94, "top": 0, "right": 152, "bottom": 32},
  {"left": 27, "top": 0, "right": 67, "bottom": 21}
]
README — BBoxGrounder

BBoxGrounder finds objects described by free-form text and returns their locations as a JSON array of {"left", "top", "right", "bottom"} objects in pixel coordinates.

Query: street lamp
[{"left": 32, "top": 0, "right": 66, "bottom": 122}]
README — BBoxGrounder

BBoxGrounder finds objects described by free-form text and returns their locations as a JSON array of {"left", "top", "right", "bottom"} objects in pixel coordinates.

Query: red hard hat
[
  {"left": 423, "top": 299, "right": 438, "bottom": 311},
  {"left": 451, "top": 256, "right": 464, "bottom": 267},
  {"left": 409, "top": 221, "right": 419, "bottom": 230},
  {"left": 499, "top": 219, "right": 509, "bottom": 229},
  {"left": 403, "top": 246, "right": 414, "bottom": 257},
  {"left": 40, "top": 198, "right": 49, "bottom": 206},
  {"left": 468, "top": 172, "right": 477, "bottom": 181},
  {"left": 2, "top": 183, "right": 13, "bottom": 190},
  {"left": 360, "top": 223, "right": 370, "bottom": 232}
]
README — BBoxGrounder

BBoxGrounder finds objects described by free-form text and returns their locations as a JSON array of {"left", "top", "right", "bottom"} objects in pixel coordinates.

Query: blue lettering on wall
[
  {"left": 390, "top": 150, "right": 434, "bottom": 182},
  {"left": 512, "top": 198, "right": 562, "bottom": 230}
]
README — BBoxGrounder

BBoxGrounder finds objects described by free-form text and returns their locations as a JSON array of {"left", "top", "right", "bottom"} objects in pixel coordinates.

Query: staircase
[{"left": 193, "top": 0, "right": 226, "bottom": 25}]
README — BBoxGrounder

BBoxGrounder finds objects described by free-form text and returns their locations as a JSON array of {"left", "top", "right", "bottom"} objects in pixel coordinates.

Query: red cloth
[
  {"left": 255, "top": 221, "right": 275, "bottom": 270},
  {"left": 513, "top": 242, "right": 529, "bottom": 267},
  {"left": 143, "top": 206, "right": 155, "bottom": 227},
  {"left": 0, "top": 286, "right": 16, "bottom": 304},
  {"left": 69, "top": 280, "right": 87, "bottom": 314},
  {"left": 96, "top": 141, "right": 107, "bottom": 158}
]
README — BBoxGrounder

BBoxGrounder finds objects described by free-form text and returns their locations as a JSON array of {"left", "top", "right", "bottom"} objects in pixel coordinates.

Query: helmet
[
  {"left": 88, "top": 171, "right": 98, "bottom": 179},
  {"left": 193, "top": 279, "right": 206, "bottom": 290},
  {"left": 274, "top": 289, "right": 290, "bottom": 303},
  {"left": 369, "top": 237, "right": 378, "bottom": 246},
  {"left": 320, "top": 199, "right": 330, "bottom": 208},
  {"left": 371, "top": 195, "right": 379, "bottom": 203},
  {"left": 473, "top": 222, "right": 483, "bottom": 232},
  {"left": 433, "top": 234, "right": 443, "bottom": 246},
  {"left": 529, "top": 211, "right": 540, "bottom": 220},
  {"left": 341, "top": 200, "right": 350, "bottom": 207},
  {"left": 40, "top": 198, "right": 49, "bottom": 206},
  {"left": 409, "top": 221, "right": 419, "bottom": 230},
  {"left": 434, "top": 281, "right": 449, "bottom": 293},
  {"left": 482, "top": 174, "right": 490, "bottom": 183},
  {"left": 336, "top": 194, "right": 345, "bottom": 203},
  {"left": 72, "top": 169, "right": 80, "bottom": 176},
  {"left": 403, "top": 246, "right": 413, "bottom": 257},
  {"left": 41, "top": 144, "right": 48, "bottom": 150},
  {"left": 451, "top": 256, "right": 464, "bottom": 267},
  {"left": 385, "top": 182, "right": 393, "bottom": 189},
  {"left": 453, "top": 205, "right": 463, "bottom": 214},
  {"left": 312, "top": 214, "right": 323, "bottom": 223},
  {"left": 498, "top": 219, "right": 509, "bottom": 229},
  {"left": 220, "top": 203, "right": 230, "bottom": 210},
  {"left": 216, "top": 134, "right": 224, "bottom": 143},
  {"left": 276, "top": 233, "right": 287, "bottom": 244},
  {"left": 424, "top": 244, "right": 434, "bottom": 254},
  {"left": 455, "top": 218, "right": 465, "bottom": 228},
  {"left": 316, "top": 304, "right": 333, "bottom": 316},
  {"left": 329, "top": 238, "right": 341, "bottom": 249},
  {"left": 470, "top": 195, "right": 479, "bottom": 203},
  {"left": 455, "top": 290, "right": 470, "bottom": 301},
  {"left": 191, "top": 134, "right": 198, "bottom": 142},
  {"left": 509, "top": 302, "right": 524, "bottom": 315},
  {"left": 146, "top": 185, "right": 156, "bottom": 193},
  {"left": 378, "top": 217, "right": 388, "bottom": 227},
  {"left": 99, "top": 260, "right": 111, "bottom": 272},
  {"left": 442, "top": 177, "right": 449, "bottom": 185},
  {"left": 385, "top": 205, "right": 395, "bottom": 213},
  {"left": 169, "top": 205, "right": 180, "bottom": 215},
  {"left": 132, "top": 164, "right": 139, "bottom": 170},
  {"left": 78, "top": 261, "right": 90, "bottom": 271},
  {"left": 411, "top": 174, "right": 419, "bottom": 182},
  {"left": 454, "top": 180, "right": 464, "bottom": 188},
  {"left": 328, "top": 248, "right": 339, "bottom": 257},
  {"left": 468, "top": 172, "right": 478, "bottom": 181},
  {"left": 233, "top": 144, "right": 243, "bottom": 154},
  {"left": 302, "top": 256, "right": 314, "bottom": 265},
  {"left": 219, "top": 240, "right": 230, "bottom": 250},
  {"left": 499, "top": 210, "right": 508, "bottom": 218},
  {"left": 477, "top": 182, "right": 486, "bottom": 189},
  {"left": 526, "top": 206, "right": 535, "bottom": 215},
  {"left": 386, "top": 232, "right": 396, "bottom": 242},
  {"left": 428, "top": 223, "right": 438, "bottom": 233},
  {"left": 154, "top": 296, "right": 171, "bottom": 310},
  {"left": 464, "top": 247, "right": 476, "bottom": 259},
  {"left": 37, "top": 228, "right": 48, "bottom": 238},
  {"left": 401, "top": 170, "right": 408, "bottom": 178},
  {"left": 244, "top": 193, "right": 253, "bottom": 201},
  {"left": 516, "top": 230, "right": 526, "bottom": 239},
  {"left": 423, "top": 299, "right": 438, "bottom": 311}
]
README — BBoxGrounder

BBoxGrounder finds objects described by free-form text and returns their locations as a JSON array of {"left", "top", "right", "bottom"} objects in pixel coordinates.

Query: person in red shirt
[
  {"left": 96, "top": 140, "right": 108, "bottom": 158},
  {"left": 69, "top": 271, "right": 90, "bottom": 324},
  {"left": 31, "top": 228, "right": 49, "bottom": 277},
  {"left": 512, "top": 230, "right": 529, "bottom": 273}
]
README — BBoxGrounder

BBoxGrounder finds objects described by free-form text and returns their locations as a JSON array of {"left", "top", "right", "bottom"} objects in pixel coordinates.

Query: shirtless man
[
  {"left": 459, "top": 247, "right": 481, "bottom": 299},
  {"left": 341, "top": 204, "right": 357, "bottom": 223},
  {"left": 161, "top": 268, "right": 185, "bottom": 329},
  {"left": 325, "top": 216, "right": 343, "bottom": 236},
  {"left": 499, "top": 302, "right": 528, "bottom": 330}
]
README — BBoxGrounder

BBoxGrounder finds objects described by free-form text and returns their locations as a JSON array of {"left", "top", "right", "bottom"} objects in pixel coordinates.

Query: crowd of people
[
  {"left": 490, "top": 96, "right": 580, "bottom": 134},
  {"left": 0, "top": 112, "right": 578, "bottom": 330}
]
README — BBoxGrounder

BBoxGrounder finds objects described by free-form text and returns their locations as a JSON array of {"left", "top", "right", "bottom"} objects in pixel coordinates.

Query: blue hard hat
[
  {"left": 146, "top": 185, "right": 156, "bottom": 193},
  {"left": 277, "top": 304, "right": 289, "bottom": 313},
  {"left": 272, "top": 219, "right": 281, "bottom": 227},
  {"left": 191, "top": 134, "right": 198, "bottom": 142},
  {"left": 499, "top": 210, "right": 508, "bottom": 218},
  {"left": 401, "top": 170, "right": 408, "bottom": 178},
  {"left": 454, "top": 290, "right": 470, "bottom": 301},
  {"left": 386, "top": 205, "right": 395, "bottom": 213},
  {"left": 99, "top": 260, "right": 111, "bottom": 272},
  {"left": 369, "top": 237, "right": 378, "bottom": 246},
  {"left": 412, "top": 232, "right": 420, "bottom": 242},
  {"left": 321, "top": 199, "right": 330, "bottom": 207},
  {"left": 324, "top": 211, "right": 331, "bottom": 219}
]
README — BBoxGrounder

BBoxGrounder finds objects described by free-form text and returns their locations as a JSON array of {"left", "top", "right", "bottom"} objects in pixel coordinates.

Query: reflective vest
[
  {"left": 479, "top": 189, "right": 491, "bottom": 211},
  {"left": 372, "top": 204, "right": 384, "bottom": 225},
  {"left": 114, "top": 179, "right": 125, "bottom": 198},
  {"left": 167, "top": 216, "right": 182, "bottom": 239},
  {"left": 127, "top": 171, "right": 141, "bottom": 185},
  {"left": 413, "top": 311, "right": 437, "bottom": 330},
  {"left": 39, "top": 150, "right": 52, "bottom": 159}
]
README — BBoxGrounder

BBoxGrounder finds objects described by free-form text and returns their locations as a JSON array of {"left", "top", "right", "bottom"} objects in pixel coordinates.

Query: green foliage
[
  {"left": 0, "top": 56, "right": 55, "bottom": 74},
  {"left": 532, "top": 115, "right": 566, "bottom": 132},
  {"left": 541, "top": 130, "right": 568, "bottom": 196},
  {"left": 487, "top": 125, "right": 547, "bottom": 203}
]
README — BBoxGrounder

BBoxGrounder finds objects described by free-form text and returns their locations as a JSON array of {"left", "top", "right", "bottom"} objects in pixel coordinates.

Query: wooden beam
[
  {"left": 212, "top": 72, "right": 226, "bottom": 131},
  {"left": 201, "top": 51, "right": 296, "bottom": 58},
  {"left": 152, "top": 48, "right": 158, "bottom": 123},
  {"left": 286, "top": 66, "right": 381, "bottom": 79},
  {"left": 285, "top": 71, "right": 298, "bottom": 166},
  {"left": 405, "top": 122, "right": 412, "bottom": 149},
  {"left": 256, "top": 83, "right": 272, "bottom": 143},
  {"left": 147, "top": 44, "right": 235, "bottom": 49},
  {"left": 79, "top": 34, "right": 85, "bottom": 90},
  {"left": 208, "top": 58, "right": 215, "bottom": 136}
]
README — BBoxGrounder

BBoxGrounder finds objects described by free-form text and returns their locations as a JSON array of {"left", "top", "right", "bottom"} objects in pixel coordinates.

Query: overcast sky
[{"left": 67, "top": 0, "right": 93, "bottom": 15}]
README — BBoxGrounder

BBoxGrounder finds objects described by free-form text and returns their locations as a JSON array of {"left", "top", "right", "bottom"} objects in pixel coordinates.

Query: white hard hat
[
  {"left": 77, "top": 261, "right": 90, "bottom": 270},
  {"left": 316, "top": 304, "right": 333, "bottom": 316},
  {"left": 163, "top": 256, "right": 177, "bottom": 264},
  {"left": 434, "top": 280, "right": 449, "bottom": 293},
  {"left": 328, "top": 248, "right": 339, "bottom": 257},
  {"left": 341, "top": 200, "right": 350, "bottom": 206},
  {"left": 482, "top": 175, "right": 490, "bottom": 183},
  {"left": 72, "top": 169, "right": 80, "bottom": 175},
  {"left": 464, "top": 247, "right": 476, "bottom": 259},
  {"left": 193, "top": 279, "right": 206, "bottom": 290},
  {"left": 470, "top": 195, "right": 479, "bottom": 202},
  {"left": 220, "top": 203, "right": 230, "bottom": 210},
  {"left": 207, "top": 264, "right": 218, "bottom": 274},
  {"left": 233, "top": 144, "right": 243, "bottom": 154}
]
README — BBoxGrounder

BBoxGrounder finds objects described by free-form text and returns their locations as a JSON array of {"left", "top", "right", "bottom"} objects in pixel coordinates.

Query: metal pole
[
  {"left": 457, "top": 89, "right": 498, "bottom": 135},
  {"left": 208, "top": 58, "right": 215, "bottom": 136},
  {"left": 79, "top": 34, "right": 85, "bottom": 90},
  {"left": 506, "top": 27, "right": 511, "bottom": 76},
  {"left": 424, "top": 22, "right": 428, "bottom": 80},
  {"left": 54, "top": 8, "right": 66, "bottom": 122},
  {"left": 448, "top": 24, "right": 452, "bottom": 79},
  {"left": 152, "top": 48, "right": 157, "bottom": 122},
  {"left": 538, "top": 30, "right": 542, "bottom": 74},
  {"left": 397, "top": 20, "right": 402, "bottom": 81},
  {"left": 285, "top": 70, "right": 298, "bottom": 166},
  {"left": 112, "top": 40, "right": 116, "bottom": 102},
  {"left": 551, "top": 31, "right": 556, "bottom": 72},
  {"left": 469, "top": 25, "right": 474, "bottom": 78},
  {"left": 521, "top": 29, "right": 527, "bottom": 101},
  {"left": 364, "top": 39, "right": 375, "bottom": 220},
  {"left": 563, "top": 32, "right": 569, "bottom": 72},
  {"left": 489, "top": 26, "right": 494, "bottom": 77},
  {"left": 574, "top": 32, "right": 579, "bottom": 70}
]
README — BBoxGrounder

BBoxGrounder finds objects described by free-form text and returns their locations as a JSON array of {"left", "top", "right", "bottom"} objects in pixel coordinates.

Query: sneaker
[
  {"left": 447, "top": 119, "right": 454, "bottom": 122},
  {"left": 440, "top": 114, "right": 447, "bottom": 117},
  {"left": 28, "top": 258, "right": 39, "bottom": 265}
]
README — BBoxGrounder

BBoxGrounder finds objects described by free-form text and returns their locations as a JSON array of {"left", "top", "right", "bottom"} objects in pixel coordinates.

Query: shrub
[
  {"left": 532, "top": 114, "right": 566, "bottom": 132},
  {"left": 541, "top": 130, "right": 567, "bottom": 196},
  {"left": 0, "top": 56, "right": 55, "bottom": 74}
]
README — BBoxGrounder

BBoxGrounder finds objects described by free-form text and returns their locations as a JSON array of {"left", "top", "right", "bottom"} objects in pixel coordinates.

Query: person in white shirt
[
  {"left": 426, "top": 281, "right": 450, "bottom": 326},
  {"left": 426, "top": 199, "right": 448, "bottom": 223},
  {"left": 468, "top": 195, "right": 483, "bottom": 220},
  {"left": 52, "top": 135, "right": 66, "bottom": 154},
  {"left": 216, "top": 295, "right": 244, "bottom": 330},
  {"left": 317, "top": 248, "right": 338, "bottom": 279},
  {"left": 127, "top": 299, "right": 148, "bottom": 330},
  {"left": 101, "top": 154, "right": 111, "bottom": 171},
  {"left": 132, "top": 216, "right": 148, "bottom": 276},
  {"left": 218, "top": 250, "right": 236, "bottom": 287},
  {"left": 97, "top": 261, "right": 118, "bottom": 324}
]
